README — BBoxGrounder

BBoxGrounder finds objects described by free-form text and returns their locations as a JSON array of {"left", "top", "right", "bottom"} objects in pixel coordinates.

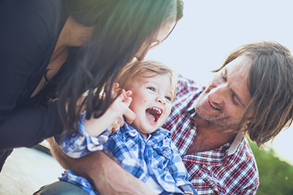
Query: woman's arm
[{"left": 48, "top": 137, "right": 157, "bottom": 195}]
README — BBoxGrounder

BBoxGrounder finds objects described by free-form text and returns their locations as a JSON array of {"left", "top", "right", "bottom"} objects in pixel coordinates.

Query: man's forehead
[
  {"left": 227, "top": 56, "right": 252, "bottom": 106},
  {"left": 229, "top": 55, "right": 253, "bottom": 71}
]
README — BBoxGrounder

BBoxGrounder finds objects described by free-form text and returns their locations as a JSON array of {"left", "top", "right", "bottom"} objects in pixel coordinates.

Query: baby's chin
[
  {"left": 133, "top": 119, "right": 165, "bottom": 134},
  {"left": 138, "top": 124, "right": 160, "bottom": 135},
  {"left": 141, "top": 126, "right": 157, "bottom": 133}
]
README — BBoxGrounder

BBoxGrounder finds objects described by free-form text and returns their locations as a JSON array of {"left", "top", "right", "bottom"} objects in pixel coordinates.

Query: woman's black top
[{"left": 0, "top": 0, "right": 69, "bottom": 151}]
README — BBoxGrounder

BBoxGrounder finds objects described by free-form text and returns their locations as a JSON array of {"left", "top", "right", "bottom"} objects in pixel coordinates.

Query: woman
[{"left": 0, "top": 0, "right": 183, "bottom": 170}]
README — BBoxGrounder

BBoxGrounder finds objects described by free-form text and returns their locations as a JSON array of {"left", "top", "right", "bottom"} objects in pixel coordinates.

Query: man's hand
[{"left": 47, "top": 137, "right": 157, "bottom": 195}]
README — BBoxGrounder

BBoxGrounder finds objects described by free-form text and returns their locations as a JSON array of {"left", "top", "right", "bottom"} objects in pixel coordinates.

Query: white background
[{"left": 146, "top": 0, "right": 293, "bottom": 164}]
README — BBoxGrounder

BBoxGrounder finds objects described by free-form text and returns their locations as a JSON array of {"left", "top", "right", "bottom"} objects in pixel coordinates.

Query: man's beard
[{"left": 194, "top": 101, "right": 239, "bottom": 130}]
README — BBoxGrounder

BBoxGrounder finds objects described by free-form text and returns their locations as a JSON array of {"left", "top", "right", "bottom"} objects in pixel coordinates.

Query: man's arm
[{"left": 47, "top": 137, "right": 157, "bottom": 195}]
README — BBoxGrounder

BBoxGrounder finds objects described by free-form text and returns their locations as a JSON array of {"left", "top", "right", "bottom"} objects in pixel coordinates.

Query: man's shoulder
[
  {"left": 176, "top": 75, "right": 205, "bottom": 95},
  {"left": 182, "top": 137, "right": 259, "bottom": 194},
  {"left": 227, "top": 137, "right": 259, "bottom": 184},
  {"left": 235, "top": 138, "right": 257, "bottom": 163},
  {"left": 232, "top": 138, "right": 259, "bottom": 189},
  {"left": 172, "top": 75, "right": 205, "bottom": 111}
]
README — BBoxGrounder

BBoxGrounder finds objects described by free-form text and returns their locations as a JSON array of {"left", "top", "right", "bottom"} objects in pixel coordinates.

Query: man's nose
[{"left": 208, "top": 84, "right": 228, "bottom": 104}]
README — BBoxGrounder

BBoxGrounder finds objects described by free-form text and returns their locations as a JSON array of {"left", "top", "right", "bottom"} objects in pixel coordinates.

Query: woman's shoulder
[
  {"left": 0, "top": 0, "right": 65, "bottom": 44},
  {"left": 0, "top": 0, "right": 63, "bottom": 25},
  {"left": 0, "top": 0, "right": 66, "bottom": 70}
]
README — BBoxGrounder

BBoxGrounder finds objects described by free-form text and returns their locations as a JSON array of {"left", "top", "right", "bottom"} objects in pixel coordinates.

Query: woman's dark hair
[
  {"left": 55, "top": 0, "right": 184, "bottom": 133},
  {"left": 213, "top": 41, "right": 293, "bottom": 147}
]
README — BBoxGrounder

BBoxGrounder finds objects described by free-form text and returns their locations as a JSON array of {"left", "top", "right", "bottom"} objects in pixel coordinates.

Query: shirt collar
[
  {"left": 122, "top": 122, "right": 171, "bottom": 140},
  {"left": 187, "top": 98, "right": 198, "bottom": 112},
  {"left": 227, "top": 132, "right": 245, "bottom": 155}
]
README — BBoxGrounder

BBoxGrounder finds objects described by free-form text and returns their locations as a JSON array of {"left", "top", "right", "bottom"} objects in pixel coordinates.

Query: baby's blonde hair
[{"left": 116, "top": 59, "right": 178, "bottom": 98}]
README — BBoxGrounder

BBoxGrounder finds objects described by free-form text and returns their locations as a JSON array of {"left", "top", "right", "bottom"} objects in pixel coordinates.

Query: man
[
  {"left": 36, "top": 41, "right": 293, "bottom": 195},
  {"left": 163, "top": 56, "right": 257, "bottom": 194}
]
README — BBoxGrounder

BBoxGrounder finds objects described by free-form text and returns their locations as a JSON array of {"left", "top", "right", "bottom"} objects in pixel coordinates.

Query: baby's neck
[{"left": 141, "top": 132, "right": 149, "bottom": 139}]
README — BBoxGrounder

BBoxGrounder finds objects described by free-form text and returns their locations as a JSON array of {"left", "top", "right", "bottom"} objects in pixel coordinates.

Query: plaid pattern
[
  {"left": 162, "top": 76, "right": 259, "bottom": 195},
  {"left": 103, "top": 123, "right": 197, "bottom": 195},
  {"left": 55, "top": 113, "right": 110, "bottom": 158},
  {"left": 57, "top": 119, "right": 196, "bottom": 194},
  {"left": 59, "top": 170, "right": 98, "bottom": 195}
]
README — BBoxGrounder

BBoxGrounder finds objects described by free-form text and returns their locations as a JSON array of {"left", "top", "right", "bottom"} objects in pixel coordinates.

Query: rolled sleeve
[{"left": 55, "top": 113, "right": 110, "bottom": 158}]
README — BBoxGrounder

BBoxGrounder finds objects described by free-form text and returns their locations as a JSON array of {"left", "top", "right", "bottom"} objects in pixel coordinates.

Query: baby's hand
[
  {"left": 112, "top": 83, "right": 136, "bottom": 123},
  {"left": 109, "top": 89, "right": 132, "bottom": 117},
  {"left": 83, "top": 84, "right": 134, "bottom": 137},
  {"left": 108, "top": 89, "right": 133, "bottom": 133}
]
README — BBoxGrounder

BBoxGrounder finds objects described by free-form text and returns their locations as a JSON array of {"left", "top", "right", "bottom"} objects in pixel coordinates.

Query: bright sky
[{"left": 146, "top": 0, "right": 293, "bottom": 164}]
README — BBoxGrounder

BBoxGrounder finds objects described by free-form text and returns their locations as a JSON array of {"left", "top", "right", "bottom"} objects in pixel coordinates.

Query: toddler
[{"left": 55, "top": 59, "right": 197, "bottom": 195}]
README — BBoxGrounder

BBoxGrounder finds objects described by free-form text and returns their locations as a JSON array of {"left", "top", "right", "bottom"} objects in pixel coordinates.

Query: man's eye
[
  {"left": 232, "top": 95, "right": 239, "bottom": 106},
  {"left": 221, "top": 69, "right": 227, "bottom": 81},
  {"left": 148, "top": 87, "right": 156, "bottom": 92}
]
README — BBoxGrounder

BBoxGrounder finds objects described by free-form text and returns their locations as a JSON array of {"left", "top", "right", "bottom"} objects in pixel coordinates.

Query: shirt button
[{"left": 190, "top": 129, "right": 196, "bottom": 134}]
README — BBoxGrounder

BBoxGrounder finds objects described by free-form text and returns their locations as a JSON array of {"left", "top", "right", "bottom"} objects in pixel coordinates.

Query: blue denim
[{"left": 33, "top": 181, "right": 88, "bottom": 195}]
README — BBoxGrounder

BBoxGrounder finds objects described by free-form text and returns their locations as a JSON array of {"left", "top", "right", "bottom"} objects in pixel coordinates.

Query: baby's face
[{"left": 127, "top": 72, "right": 174, "bottom": 138}]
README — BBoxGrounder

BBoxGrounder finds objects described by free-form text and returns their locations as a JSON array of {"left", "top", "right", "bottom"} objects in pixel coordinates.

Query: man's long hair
[{"left": 213, "top": 41, "right": 293, "bottom": 147}]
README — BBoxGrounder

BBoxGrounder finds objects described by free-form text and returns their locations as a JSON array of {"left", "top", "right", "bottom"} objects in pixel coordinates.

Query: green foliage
[{"left": 248, "top": 139, "right": 293, "bottom": 195}]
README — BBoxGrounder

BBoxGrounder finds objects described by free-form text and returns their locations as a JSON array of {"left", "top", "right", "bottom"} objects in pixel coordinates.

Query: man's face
[
  {"left": 194, "top": 55, "right": 252, "bottom": 130},
  {"left": 128, "top": 72, "right": 174, "bottom": 138}
]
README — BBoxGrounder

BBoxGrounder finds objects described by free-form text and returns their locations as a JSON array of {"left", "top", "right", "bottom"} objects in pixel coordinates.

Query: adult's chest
[
  {"left": 183, "top": 161, "right": 228, "bottom": 195},
  {"left": 16, "top": 49, "right": 68, "bottom": 109},
  {"left": 30, "top": 49, "right": 68, "bottom": 98}
]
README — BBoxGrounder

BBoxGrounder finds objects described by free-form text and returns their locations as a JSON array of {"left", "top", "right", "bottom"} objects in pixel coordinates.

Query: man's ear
[{"left": 247, "top": 107, "right": 254, "bottom": 123}]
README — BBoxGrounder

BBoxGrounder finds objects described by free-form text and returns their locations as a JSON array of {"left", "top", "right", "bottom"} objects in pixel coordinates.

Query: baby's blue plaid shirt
[
  {"left": 55, "top": 115, "right": 197, "bottom": 195},
  {"left": 54, "top": 113, "right": 110, "bottom": 158},
  {"left": 103, "top": 123, "right": 196, "bottom": 195}
]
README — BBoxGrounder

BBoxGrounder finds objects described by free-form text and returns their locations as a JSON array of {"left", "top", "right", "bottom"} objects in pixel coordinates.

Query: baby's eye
[
  {"left": 165, "top": 96, "right": 172, "bottom": 101},
  {"left": 148, "top": 87, "right": 156, "bottom": 92}
]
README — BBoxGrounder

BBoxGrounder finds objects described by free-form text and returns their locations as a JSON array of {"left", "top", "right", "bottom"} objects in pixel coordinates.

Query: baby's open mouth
[{"left": 146, "top": 107, "right": 162, "bottom": 122}]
